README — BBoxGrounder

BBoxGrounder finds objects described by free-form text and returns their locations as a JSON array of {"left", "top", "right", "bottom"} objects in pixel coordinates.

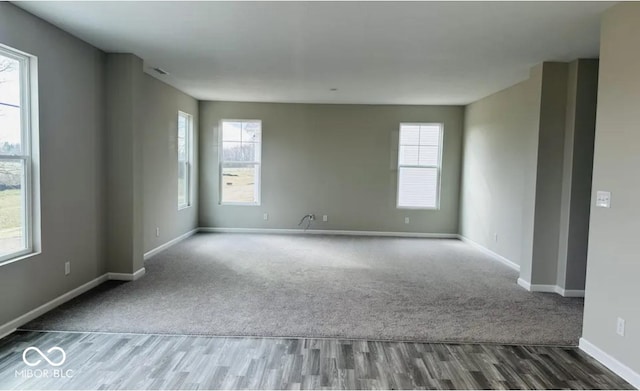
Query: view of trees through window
[
  {"left": 178, "top": 112, "right": 191, "bottom": 209},
  {"left": 220, "top": 120, "right": 261, "bottom": 204},
  {"left": 0, "top": 51, "right": 27, "bottom": 259}
]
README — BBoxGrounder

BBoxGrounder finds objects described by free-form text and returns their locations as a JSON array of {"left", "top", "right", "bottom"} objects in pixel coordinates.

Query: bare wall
[
  {"left": 530, "top": 62, "right": 569, "bottom": 285},
  {"left": 582, "top": 2, "right": 640, "bottom": 379},
  {"left": 0, "top": 3, "right": 106, "bottom": 325},
  {"left": 199, "top": 102, "right": 463, "bottom": 233},
  {"left": 460, "top": 69, "right": 542, "bottom": 268},
  {"left": 142, "top": 74, "right": 199, "bottom": 252},
  {"left": 556, "top": 59, "right": 598, "bottom": 291}
]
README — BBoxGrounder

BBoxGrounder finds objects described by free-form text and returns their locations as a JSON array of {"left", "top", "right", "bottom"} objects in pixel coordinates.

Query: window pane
[
  {"left": 399, "top": 125, "right": 420, "bottom": 145},
  {"left": 178, "top": 162, "right": 187, "bottom": 207},
  {"left": 178, "top": 135, "right": 186, "bottom": 162},
  {"left": 221, "top": 165, "right": 258, "bottom": 203},
  {"left": 178, "top": 115, "right": 186, "bottom": 135},
  {"left": 177, "top": 112, "right": 192, "bottom": 208},
  {"left": 418, "top": 145, "right": 439, "bottom": 166},
  {"left": 398, "top": 167, "right": 438, "bottom": 208},
  {"left": 222, "top": 121, "right": 242, "bottom": 141},
  {"left": 398, "top": 145, "right": 419, "bottom": 165},
  {"left": 419, "top": 125, "right": 440, "bottom": 146},
  {"left": 221, "top": 120, "right": 261, "bottom": 205},
  {"left": 242, "top": 121, "right": 261, "bottom": 142},
  {"left": 222, "top": 141, "right": 260, "bottom": 162},
  {"left": 0, "top": 159, "right": 25, "bottom": 256},
  {"left": 222, "top": 142, "right": 242, "bottom": 161},
  {"left": 0, "top": 54, "right": 22, "bottom": 155}
]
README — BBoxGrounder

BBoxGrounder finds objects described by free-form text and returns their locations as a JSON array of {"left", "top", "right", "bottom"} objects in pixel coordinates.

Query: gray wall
[
  {"left": 0, "top": 6, "right": 200, "bottom": 327},
  {"left": 105, "top": 53, "right": 144, "bottom": 274},
  {"left": 460, "top": 68, "right": 542, "bottom": 268},
  {"left": 142, "top": 74, "right": 198, "bottom": 252},
  {"left": 461, "top": 61, "right": 598, "bottom": 292},
  {"left": 199, "top": 102, "right": 463, "bottom": 233},
  {"left": 583, "top": 2, "right": 640, "bottom": 376},
  {"left": 106, "top": 53, "right": 199, "bottom": 268},
  {"left": 556, "top": 59, "right": 598, "bottom": 290},
  {"left": 530, "top": 62, "right": 569, "bottom": 285},
  {"left": 0, "top": 3, "right": 107, "bottom": 324}
]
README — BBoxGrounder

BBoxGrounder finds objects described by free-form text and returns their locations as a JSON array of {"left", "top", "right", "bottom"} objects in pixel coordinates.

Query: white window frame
[
  {"left": 396, "top": 122, "right": 443, "bottom": 210},
  {"left": 177, "top": 111, "right": 193, "bottom": 210},
  {"left": 219, "top": 119, "right": 262, "bottom": 206},
  {"left": 0, "top": 44, "right": 38, "bottom": 266}
]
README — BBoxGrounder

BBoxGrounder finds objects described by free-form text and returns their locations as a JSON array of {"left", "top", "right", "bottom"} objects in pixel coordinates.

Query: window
[
  {"left": 220, "top": 120, "right": 261, "bottom": 205},
  {"left": 397, "top": 123, "right": 443, "bottom": 209},
  {"left": 177, "top": 111, "right": 193, "bottom": 209},
  {"left": 0, "top": 45, "right": 36, "bottom": 264}
]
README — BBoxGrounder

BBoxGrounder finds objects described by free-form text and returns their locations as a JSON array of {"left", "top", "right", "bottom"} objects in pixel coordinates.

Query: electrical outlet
[
  {"left": 64, "top": 262, "right": 70, "bottom": 276},
  {"left": 323, "top": 215, "right": 328, "bottom": 222},
  {"left": 156, "top": 227, "right": 160, "bottom": 237},
  {"left": 617, "top": 317, "right": 625, "bottom": 336},
  {"left": 405, "top": 217, "right": 410, "bottom": 224},
  {"left": 263, "top": 213, "right": 269, "bottom": 221},
  {"left": 596, "top": 191, "right": 611, "bottom": 208}
]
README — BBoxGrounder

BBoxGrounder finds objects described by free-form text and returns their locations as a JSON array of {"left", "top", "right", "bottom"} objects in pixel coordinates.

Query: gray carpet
[{"left": 24, "top": 233, "right": 584, "bottom": 345}]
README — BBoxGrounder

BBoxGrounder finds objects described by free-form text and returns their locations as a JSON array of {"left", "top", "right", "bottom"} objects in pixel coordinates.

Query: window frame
[
  {"left": 0, "top": 44, "right": 37, "bottom": 265},
  {"left": 396, "top": 122, "right": 444, "bottom": 210},
  {"left": 177, "top": 111, "right": 193, "bottom": 210},
  {"left": 219, "top": 119, "right": 262, "bottom": 206}
]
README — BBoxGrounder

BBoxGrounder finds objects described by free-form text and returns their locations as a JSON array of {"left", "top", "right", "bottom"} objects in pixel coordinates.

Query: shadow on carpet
[{"left": 23, "top": 233, "right": 584, "bottom": 345}]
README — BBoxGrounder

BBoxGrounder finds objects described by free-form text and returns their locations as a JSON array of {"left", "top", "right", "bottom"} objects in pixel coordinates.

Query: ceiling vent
[{"left": 152, "top": 67, "right": 169, "bottom": 75}]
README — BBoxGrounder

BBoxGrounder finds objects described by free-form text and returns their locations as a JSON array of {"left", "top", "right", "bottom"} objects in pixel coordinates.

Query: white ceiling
[{"left": 15, "top": 1, "right": 612, "bottom": 105}]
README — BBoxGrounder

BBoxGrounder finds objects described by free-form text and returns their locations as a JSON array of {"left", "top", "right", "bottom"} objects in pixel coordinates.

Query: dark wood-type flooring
[{"left": 0, "top": 330, "right": 633, "bottom": 390}]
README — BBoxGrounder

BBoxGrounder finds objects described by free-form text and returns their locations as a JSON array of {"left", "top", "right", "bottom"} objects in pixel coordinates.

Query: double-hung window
[
  {"left": 0, "top": 44, "right": 36, "bottom": 264},
  {"left": 220, "top": 120, "right": 261, "bottom": 205},
  {"left": 397, "top": 123, "right": 443, "bottom": 209},
  {"left": 177, "top": 111, "right": 193, "bottom": 209}
]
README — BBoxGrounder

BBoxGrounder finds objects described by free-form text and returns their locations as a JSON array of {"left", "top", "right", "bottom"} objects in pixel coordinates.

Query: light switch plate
[{"left": 596, "top": 191, "right": 611, "bottom": 208}]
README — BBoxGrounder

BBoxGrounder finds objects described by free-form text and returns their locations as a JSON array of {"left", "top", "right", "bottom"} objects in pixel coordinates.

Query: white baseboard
[
  {"left": 199, "top": 227, "right": 458, "bottom": 239},
  {"left": 517, "top": 278, "right": 585, "bottom": 297},
  {"left": 517, "top": 277, "right": 532, "bottom": 291},
  {"left": 555, "top": 287, "right": 585, "bottom": 297},
  {"left": 579, "top": 338, "right": 640, "bottom": 389},
  {"left": 458, "top": 235, "right": 520, "bottom": 272},
  {"left": 107, "top": 267, "right": 146, "bottom": 281},
  {"left": 0, "top": 273, "right": 108, "bottom": 340},
  {"left": 517, "top": 278, "right": 557, "bottom": 293},
  {"left": 0, "top": 266, "right": 149, "bottom": 340},
  {"left": 144, "top": 228, "right": 199, "bottom": 260}
]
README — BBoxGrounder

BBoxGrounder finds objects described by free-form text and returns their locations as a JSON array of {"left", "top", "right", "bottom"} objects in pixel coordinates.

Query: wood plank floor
[{"left": 0, "top": 330, "right": 633, "bottom": 390}]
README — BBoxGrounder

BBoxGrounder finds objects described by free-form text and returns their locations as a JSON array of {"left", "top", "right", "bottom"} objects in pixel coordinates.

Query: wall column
[{"left": 105, "top": 53, "right": 145, "bottom": 274}]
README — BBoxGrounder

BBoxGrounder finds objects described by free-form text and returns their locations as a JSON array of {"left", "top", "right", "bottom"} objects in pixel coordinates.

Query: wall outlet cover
[
  {"left": 596, "top": 191, "right": 611, "bottom": 208},
  {"left": 617, "top": 317, "right": 625, "bottom": 336}
]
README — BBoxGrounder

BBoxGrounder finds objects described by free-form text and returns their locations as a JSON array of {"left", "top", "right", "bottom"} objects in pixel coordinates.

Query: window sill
[
  {"left": 397, "top": 206, "right": 441, "bottom": 211},
  {"left": 220, "top": 202, "right": 261, "bottom": 207},
  {"left": 0, "top": 250, "right": 42, "bottom": 268},
  {"left": 178, "top": 204, "right": 192, "bottom": 211}
]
